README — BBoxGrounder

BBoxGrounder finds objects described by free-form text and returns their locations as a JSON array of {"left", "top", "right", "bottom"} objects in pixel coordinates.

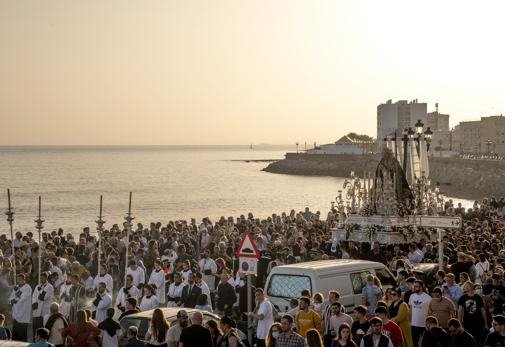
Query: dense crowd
[{"left": 1, "top": 198, "right": 505, "bottom": 347}]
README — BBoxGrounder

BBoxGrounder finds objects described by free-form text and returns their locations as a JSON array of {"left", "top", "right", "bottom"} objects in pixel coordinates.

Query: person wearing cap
[
  {"left": 91, "top": 281, "right": 112, "bottom": 323},
  {"left": 32, "top": 271, "right": 55, "bottom": 337},
  {"left": 389, "top": 287, "right": 413, "bottom": 347},
  {"left": 167, "top": 310, "right": 189, "bottom": 347},
  {"left": 428, "top": 287, "right": 454, "bottom": 329}
]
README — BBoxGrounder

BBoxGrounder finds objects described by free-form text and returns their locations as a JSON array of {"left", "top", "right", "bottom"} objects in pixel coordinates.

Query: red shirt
[
  {"left": 382, "top": 320, "right": 403, "bottom": 346},
  {"left": 61, "top": 322, "right": 101, "bottom": 347}
]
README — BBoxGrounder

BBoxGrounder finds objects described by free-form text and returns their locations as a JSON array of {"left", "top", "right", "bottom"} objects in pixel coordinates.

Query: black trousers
[
  {"left": 412, "top": 325, "right": 425, "bottom": 347},
  {"left": 12, "top": 320, "right": 28, "bottom": 342},
  {"left": 33, "top": 316, "right": 44, "bottom": 340}
]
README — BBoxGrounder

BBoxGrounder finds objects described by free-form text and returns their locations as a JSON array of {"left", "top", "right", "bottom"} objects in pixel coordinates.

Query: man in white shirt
[
  {"left": 115, "top": 274, "right": 140, "bottom": 312},
  {"left": 167, "top": 272, "right": 184, "bottom": 307},
  {"left": 199, "top": 250, "right": 217, "bottom": 291},
  {"left": 248, "top": 288, "right": 274, "bottom": 347},
  {"left": 32, "top": 272, "right": 54, "bottom": 337},
  {"left": 93, "top": 264, "right": 113, "bottom": 294},
  {"left": 408, "top": 243, "right": 424, "bottom": 264},
  {"left": 92, "top": 282, "right": 112, "bottom": 323},
  {"left": 408, "top": 280, "right": 432, "bottom": 347},
  {"left": 139, "top": 284, "right": 160, "bottom": 311},
  {"left": 9, "top": 273, "right": 32, "bottom": 342},
  {"left": 148, "top": 259, "right": 166, "bottom": 305},
  {"left": 195, "top": 272, "right": 212, "bottom": 306},
  {"left": 126, "top": 259, "right": 145, "bottom": 288}
]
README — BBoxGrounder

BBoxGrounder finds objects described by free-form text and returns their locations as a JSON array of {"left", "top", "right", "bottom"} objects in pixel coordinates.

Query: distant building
[
  {"left": 451, "top": 115, "right": 505, "bottom": 154},
  {"left": 427, "top": 103, "right": 451, "bottom": 151},
  {"left": 377, "top": 99, "right": 427, "bottom": 149},
  {"left": 306, "top": 134, "right": 374, "bottom": 155},
  {"left": 427, "top": 103, "right": 450, "bottom": 131}
]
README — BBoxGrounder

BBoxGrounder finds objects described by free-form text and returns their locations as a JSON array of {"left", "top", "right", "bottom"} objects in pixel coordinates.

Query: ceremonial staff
[
  {"left": 35, "top": 196, "right": 45, "bottom": 284},
  {"left": 5, "top": 189, "right": 16, "bottom": 285},
  {"left": 95, "top": 195, "right": 105, "bottom": 277},
  {"left": 124, "top": 192, "right": 134, "bottom": 287}
]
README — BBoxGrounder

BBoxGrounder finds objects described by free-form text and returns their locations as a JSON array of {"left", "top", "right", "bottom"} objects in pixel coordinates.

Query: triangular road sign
[{"left": 235, "top": 230, "right": 260, "bottom": 258}]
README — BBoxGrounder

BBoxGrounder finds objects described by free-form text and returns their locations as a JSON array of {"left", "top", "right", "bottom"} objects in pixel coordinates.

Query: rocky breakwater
[{"left": 263, "top": 153, "right": 505, "bottom": 200}]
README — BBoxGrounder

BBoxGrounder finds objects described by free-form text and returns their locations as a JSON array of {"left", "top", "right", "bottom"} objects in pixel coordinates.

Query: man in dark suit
[
  {"left": 181, "top": 273, "right": 202, "bottom": 308},
  {"left": 216, "top": 272, "right": 237, "bottom": 316}
]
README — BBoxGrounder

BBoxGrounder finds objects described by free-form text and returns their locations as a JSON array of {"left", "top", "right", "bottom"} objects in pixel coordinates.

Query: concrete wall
[{"left": 263, "top": 153, "right": 505, "bottom": 200}]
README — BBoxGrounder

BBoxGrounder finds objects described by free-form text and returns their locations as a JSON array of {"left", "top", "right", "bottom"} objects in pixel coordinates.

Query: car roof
[
  {"left": 270, "top": 259, "right": 385, "bottom": 273},
  {"left": 120, "top": 307, "right": 212, "bottom": 320},
  {"left": 0, "top": 341, "right": 29, "bottom": 346}
]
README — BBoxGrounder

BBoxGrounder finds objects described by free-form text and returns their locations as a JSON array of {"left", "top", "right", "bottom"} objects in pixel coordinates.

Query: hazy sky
[{"left": 1, "top": 1, "right": 504, "bottom": 145}]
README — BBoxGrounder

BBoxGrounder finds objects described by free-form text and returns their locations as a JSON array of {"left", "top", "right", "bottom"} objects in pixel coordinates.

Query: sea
[
  {"left": 0, "top": 145, "right": 472, "bottom": 238},
  {"left": 0, "top": 145, "right": 351, "bottom": 237}
]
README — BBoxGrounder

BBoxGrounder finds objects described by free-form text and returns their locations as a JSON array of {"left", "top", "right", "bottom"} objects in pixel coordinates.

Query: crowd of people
[{"left": 1, "top": 198, "right": 505, "bottom": 346}]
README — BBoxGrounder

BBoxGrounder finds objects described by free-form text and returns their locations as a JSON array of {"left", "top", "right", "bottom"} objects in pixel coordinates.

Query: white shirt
[
  {"left": 115, "top": 285, "right": 140, "bottom": 309},
  {"left": 43, "top": 313, "right": 66, "bottom": 345},
  {"left": 199, "top": 258, "right": 218, "bottom": 291},
  {"left": 408, "top": 292, "right": 432, "bottom": 327},
  {"left": 126, "top": 266, "right": 146, "bottom": 288},
  {"left": 92, "top": 292, "right": 112, "bottom": 323},
  {"left": 9, "top": 282, "right": 32, "bottom": 323},
  {"left": 101, "top": 328, "right": 122, "bottom": 347},
  {"left": 140, "top": 295, "right": 160, "bottom": 312},
  {"left": 256, "top": 299, "right": 274, "bottom": 339},
  {"left": 197, "top": 281, "right": 212, "bottom": 305},
  {"left": 148, "top": 269, "right": 166, "bottom": 305},
  {"left": 93, "top": 273, "right": 113, "bottom": 294},
  {"left": 167, "top": 282, "right": 184, "bottom": 307},
  {"left": 59, "top": 282, "right": 73, "bottom": 317},
  {"left": 32, "top": 282, "right": 54, "bottom": 317},
  {"left": 408, "top": 250, "right": 424, "bottom": 264}
]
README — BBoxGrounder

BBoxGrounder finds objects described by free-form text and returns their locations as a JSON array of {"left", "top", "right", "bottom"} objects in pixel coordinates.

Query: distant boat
[{"left": 249, "top": 144, "right": 253, "bottom": 150}]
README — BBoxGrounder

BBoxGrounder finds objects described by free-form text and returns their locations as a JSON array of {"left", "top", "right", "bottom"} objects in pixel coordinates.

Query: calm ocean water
[{"left": 0, "top": 145, "right": 349, "bottom": 237}]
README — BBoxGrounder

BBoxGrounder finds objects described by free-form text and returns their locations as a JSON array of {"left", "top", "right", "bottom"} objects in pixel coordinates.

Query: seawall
[{"left": 262, "top": 153, "right": 505, "bottom": 200}]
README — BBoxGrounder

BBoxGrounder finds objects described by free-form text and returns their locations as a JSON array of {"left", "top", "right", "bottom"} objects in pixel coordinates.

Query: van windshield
[{"left": 267, "top": 274, "right": 311, "bottom": 298}]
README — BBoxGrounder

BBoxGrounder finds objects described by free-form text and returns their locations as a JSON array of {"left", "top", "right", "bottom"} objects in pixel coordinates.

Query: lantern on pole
[
  {"left": 95, "top": 195, "right": 106, "bottom": 277},
  {"left": 34, "top": 196, "right": 45, "bottom": 285},
  {"left": 5, "top": 189, "right": 16, "bottom": 285},
  {"left": 124, "top": 192, "right": 134, "bottom": 287}
]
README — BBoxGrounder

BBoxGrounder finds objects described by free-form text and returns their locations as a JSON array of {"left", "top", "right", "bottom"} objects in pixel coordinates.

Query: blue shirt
[{"left": 27, "top": 341, "right": 55, "bottom": 347}]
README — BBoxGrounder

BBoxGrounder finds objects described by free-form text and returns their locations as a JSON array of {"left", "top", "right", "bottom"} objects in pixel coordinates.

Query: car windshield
[{"left": 267, "top": 274, "right": 311, "bottom": 298}]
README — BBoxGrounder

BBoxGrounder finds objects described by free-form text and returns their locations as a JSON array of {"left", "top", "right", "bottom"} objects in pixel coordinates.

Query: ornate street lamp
[
  {"left": 415, "top": 119, "right": 424, "bottom": 135},
  {"left": 407, "top": 127, "right": 415, "bottom": 139},
  {"left": 424, "top": 127, "right": 433, "bottom": 151}
]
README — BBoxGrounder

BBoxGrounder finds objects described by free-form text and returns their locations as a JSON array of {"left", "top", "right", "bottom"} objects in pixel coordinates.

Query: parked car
[
  {"left": 0, "top": 341, "right": 30, "bottom": 346},
  {"left": 264, "top": 259, "right": 396, "bottom": 313},
  {"left": 119, "top": 307, "right": 220, "bottom": 341}
]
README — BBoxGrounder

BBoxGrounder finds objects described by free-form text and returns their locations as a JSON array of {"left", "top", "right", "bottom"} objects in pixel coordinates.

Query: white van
[{"left": 264, "top": 259, "right": 396, "bottom": 313}]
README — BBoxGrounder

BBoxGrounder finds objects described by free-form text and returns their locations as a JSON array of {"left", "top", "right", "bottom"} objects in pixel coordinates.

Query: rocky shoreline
[{"left": 262, "top": 153, "right": 505, "bottom": 200}]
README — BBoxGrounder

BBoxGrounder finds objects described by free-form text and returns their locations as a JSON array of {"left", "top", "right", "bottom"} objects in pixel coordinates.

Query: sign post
[{"left": 236, "top": 231, "right": 259, "bottom": 346}]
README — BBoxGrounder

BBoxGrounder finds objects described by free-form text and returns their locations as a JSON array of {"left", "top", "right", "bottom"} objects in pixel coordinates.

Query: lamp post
[
  {"left": 295, "top": 142, "right": 299, "bottom": 154},
  {"left": 5, "top": 189, "right": 16, "bottom": 285},
  {"left": 35, "top": 196, "right": 45, "bottom": 285},
  {"left": 124, "top": 192, "right": 134, "bottom": 287},
  {"left": 424, "top": 127, "right": 433, "bottom": 151},
  {"left": 95, "top": 196, "right": 105, "bottom": 277}
]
